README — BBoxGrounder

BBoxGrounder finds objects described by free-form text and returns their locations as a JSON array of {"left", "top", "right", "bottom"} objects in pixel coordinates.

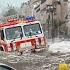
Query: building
[
  {"left": 66, "top": 1, "right": 70, "bottom": 36},
  {"left": 19, "top": 0, "right": 68, "bottom": 23}
]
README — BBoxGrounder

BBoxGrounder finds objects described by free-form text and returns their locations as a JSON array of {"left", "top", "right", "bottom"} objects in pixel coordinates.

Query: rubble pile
[
  {"left": 0, "top": 50, "right": 70, "bottom": 70},
  {"left": 1, "top": 40, "right": 70, "bottom": 70}
]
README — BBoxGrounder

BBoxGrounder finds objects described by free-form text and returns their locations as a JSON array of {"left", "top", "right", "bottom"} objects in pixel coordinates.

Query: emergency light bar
[
  {"left": 7, "top": 18, "right": 17, "bottom": 22},
  {"left": 26, "top": 16, "right": 35, "bottom": 21}
]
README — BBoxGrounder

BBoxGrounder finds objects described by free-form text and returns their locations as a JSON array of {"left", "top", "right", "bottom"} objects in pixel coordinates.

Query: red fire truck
[{"left": 0, "top": 18, "right": 47, "bottom": 52}]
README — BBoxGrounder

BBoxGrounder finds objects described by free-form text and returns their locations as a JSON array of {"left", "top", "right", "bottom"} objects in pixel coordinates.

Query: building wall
[
  {"left": 61, "top": 2, "right": 68, "bottom": 22},
  {"left": 66, "top": 1, "right": 70, "bottom": 36},
  {"left": 19, "top": 0, "right": 68, "bottom": 23}
]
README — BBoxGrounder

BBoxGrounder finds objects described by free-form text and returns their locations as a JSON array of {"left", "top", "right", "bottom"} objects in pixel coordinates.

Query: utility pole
[
  {"left": 47, "top": 5, "right": 54, "bottom": 42},
  {"left": 47, "top": 0, "right": 61, "bottom": 41},
  {"left": 47, "top": 13, "right": 50, "bottom": 39},
  {"left": 51, "top": 7, "right": 54, "bottom": 42},
  {"left": 54, "top": 1, "right": 61, "bottom": 38}
]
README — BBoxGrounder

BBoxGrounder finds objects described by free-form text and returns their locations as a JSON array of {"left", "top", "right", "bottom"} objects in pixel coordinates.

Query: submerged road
[{"left": 0, "top": 48, "right": 70, "bottom": 70}]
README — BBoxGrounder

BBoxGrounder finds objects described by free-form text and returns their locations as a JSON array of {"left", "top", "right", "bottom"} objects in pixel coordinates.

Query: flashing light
[{"left": 26, "top": 16, "right": 35, "bottom": 21}]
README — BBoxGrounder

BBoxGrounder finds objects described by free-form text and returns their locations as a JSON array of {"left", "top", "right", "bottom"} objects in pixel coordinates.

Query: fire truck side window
[{"left": 0, "top": 30, "right": 4, "bottom": 40}]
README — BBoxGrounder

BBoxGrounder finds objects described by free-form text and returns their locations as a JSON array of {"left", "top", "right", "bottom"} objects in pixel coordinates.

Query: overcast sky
[{"left": 0, "top": 0, "right": 29, "bottom": 14}]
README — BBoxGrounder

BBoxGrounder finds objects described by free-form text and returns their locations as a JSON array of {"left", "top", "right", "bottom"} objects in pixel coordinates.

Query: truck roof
[{"left": 0, "top": 19, "right": 40, "bottom": 29}]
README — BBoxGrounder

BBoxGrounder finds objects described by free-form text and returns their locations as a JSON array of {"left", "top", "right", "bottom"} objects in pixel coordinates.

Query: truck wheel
[
  {"left": 31, "top": 49, "right": 36, "bottom": 53},
  {"left": 31, "top": 45, "right": 36, "bottom": 53},
  {"left": 0, "top": 47, "right": 4, "bottom": 51}
]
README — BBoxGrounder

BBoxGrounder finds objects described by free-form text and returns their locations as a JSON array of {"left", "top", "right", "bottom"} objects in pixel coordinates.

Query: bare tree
[{"left": 3, "top": 6, "right": 17, "bottom": 17}]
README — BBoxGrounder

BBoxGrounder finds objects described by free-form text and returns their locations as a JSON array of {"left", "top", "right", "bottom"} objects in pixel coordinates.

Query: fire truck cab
[{"left": 0, "top": 17, "right": 47, "bottom": 52}]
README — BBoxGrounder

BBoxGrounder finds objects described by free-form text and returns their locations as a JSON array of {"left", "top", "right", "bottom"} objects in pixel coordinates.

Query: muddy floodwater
[{"left": 0, "top": 48, "right": 70, "bottom": 70}]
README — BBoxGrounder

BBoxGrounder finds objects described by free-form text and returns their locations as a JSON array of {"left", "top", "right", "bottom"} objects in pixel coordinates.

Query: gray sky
[{"left": 0, "top": 0, "right": 29, "bottom": 14}]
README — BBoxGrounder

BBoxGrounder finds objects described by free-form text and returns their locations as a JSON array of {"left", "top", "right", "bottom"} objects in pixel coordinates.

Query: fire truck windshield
[
  {"left": 23, "top": 23, "right": 42, "bottom": 37},
  {"left": 5, "top": 26, "right": 22, "bottom": 40}
]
